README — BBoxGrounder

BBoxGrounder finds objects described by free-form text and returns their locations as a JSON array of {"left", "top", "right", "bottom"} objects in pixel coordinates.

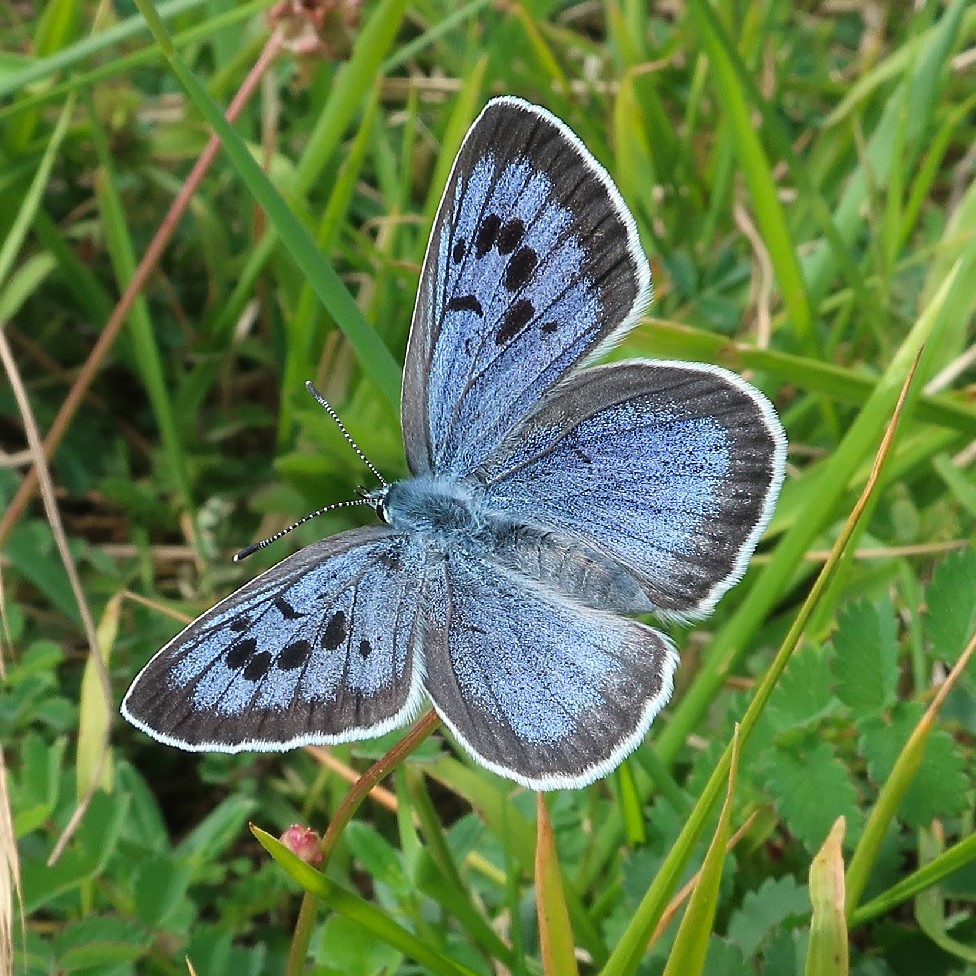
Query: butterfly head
[{"left": 360, "top": 485, "right": 392, "bottom": 525}]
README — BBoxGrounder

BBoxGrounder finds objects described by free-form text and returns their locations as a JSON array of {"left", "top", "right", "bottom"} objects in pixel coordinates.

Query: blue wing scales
[
  {"left": 422, "top": 549, "right": 678, "bottom": 790},
  {"left": 121, "top": 527, "right": 428, "bottom": 751},
  {"left": 402, "top": 96, "right": 650, "bottom": 477},
  {"left": 477, "top": 360, "right": 787, "bottom": 618}
]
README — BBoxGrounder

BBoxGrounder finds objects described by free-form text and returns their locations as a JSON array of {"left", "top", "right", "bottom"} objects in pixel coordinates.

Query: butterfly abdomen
[{"left": 484, "top": 519, "right": 655, "bottom": 613}]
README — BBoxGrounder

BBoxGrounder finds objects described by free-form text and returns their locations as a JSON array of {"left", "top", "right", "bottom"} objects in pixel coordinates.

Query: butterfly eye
[
  {"left": 369, "top": 492, "right": 391, "bottom": 525},
  {"left": 358, "top": 486, "right": 391, "bottom": 524}
]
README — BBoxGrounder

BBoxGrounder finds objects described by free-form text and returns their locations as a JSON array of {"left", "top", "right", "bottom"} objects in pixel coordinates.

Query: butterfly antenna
[
  {"left": 233, "top": 498, "right": 370, "bottom": 562},
  {"left": 305, "top": 381, "right": 387, "bottom": 486}
]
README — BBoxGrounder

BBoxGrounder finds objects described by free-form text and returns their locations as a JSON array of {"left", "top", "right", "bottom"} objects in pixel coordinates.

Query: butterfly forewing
[
  {"left": 422, "top": 549, "right": 678, "bottom": 790},
  {"left": 402, "top": 96, "right": 651, "bottom": 477},
  {"left": 122, "top": 527, "right": 428, "bottom": 751},
  {"left": 477, "top": 360, "right": 787, "bottom": 618}
]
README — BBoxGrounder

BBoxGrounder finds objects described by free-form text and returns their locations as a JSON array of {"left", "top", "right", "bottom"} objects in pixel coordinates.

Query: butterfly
[{"left": 122, "top": 96, "right": 786, "bottom": 790}]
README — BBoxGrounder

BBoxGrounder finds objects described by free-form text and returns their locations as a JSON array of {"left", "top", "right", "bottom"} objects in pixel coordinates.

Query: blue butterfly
[{"left": 122, "top": 97, "right": 786, "bottom": 790}]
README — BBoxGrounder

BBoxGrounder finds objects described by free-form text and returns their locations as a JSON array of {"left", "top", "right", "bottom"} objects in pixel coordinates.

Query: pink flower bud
[{"left": 280, "top": 824, "right": 323, "bottom": 865}]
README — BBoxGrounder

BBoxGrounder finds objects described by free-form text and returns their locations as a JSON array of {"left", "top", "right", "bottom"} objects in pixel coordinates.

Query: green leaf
[
  {"left": 131, "top": 857, "right": 192, "bottom": 928},
  {"left": 766, "top": 644, "right": 837, "bottom": 732},
  {"left": 761, "top": 930, "right": 805, "bottom": 976},
  {"left": 54, "top": 917, "right": 148, "bottom": 972},
  {"left": 831, "top": 597, "right": 900, "bottom": 712},
  {"left": 315, "top": 915, "right": 403, "bottom": 976},
  {"left": 924, "top": 549, "right": 976, "bottom": 663},
  {"left": 5, "top": 521, "right": 78, "bottom": 623},
  {"left": 762, "top": 740, "right": 860, "bottom": 852},
  {"left": 22, "top": 791, "right": 129, "bottom": 912},
  {"left": 344, "top": 821, "right": 410, "bottom": 898},
  {"left": 857, "top": 704, "right": 970, "bottom": 827},
  {"left": 184, "top": 927, "right": 267, "bottom": 976},
  {"left": 174, "top": 794, "right": 258, "bottom": 870},
  {"left": 702, "top": 937, "right": 749, "bottom": 976},
  {"left": 727, "top": 876, "right": 810, "bottom": 958}
]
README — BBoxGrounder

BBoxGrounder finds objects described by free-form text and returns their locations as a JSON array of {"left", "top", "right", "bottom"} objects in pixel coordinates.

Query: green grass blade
[
  {"left": 426, "top": 757, "right": 607, "bottom": 965},
  {"left": 278, "top": 91, "right": 380, "bottom": 446},
  {"left": 656, "top": 258, "right": 967, "bottom": 767},
  {"left": 293, "top": 0, "right": 410, "bottom": 195},
  {"left": 802, "top": 0, "right": 968, "bottom": 302},
  {"left": 87, "top": 95, "right": 194, "bottom": 515},
  {"left": 914, "top": 827, "right": 976, "bottom": 963},
  {"left": 661, "top": 728, "right": 740, "bottom": 976},
  {"left": 603, "top": 332, "right": 922, "bottom": 976},
  {"left": 131, "top": 0, "right": 402, "bottom": 407},
  {"left": 0, "top": 255, "right": 54, "bottom": 323},
  {"left": 845, "top": 627, "right": 976, "bottom": 916},
  {"left": 0, "top": 97, "right": 73, "bottom": 291},
  {"left": 406, "top": 772, "right": 517, "bottom": 969},
  {"left": 850, "top": 829, "right": 976, "bottom": 928},
  {"left": 690, "top": 0, "right": 817, "bottom": 357}
]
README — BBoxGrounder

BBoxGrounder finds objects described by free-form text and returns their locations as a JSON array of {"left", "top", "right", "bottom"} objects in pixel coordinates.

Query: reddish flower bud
[{"left": 280, "top": 824, "right": 323, "bottom": 865}]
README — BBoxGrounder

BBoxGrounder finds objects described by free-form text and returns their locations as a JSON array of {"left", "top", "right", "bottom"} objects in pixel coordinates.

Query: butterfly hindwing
[
  {"left": 121, "top": 527, "right": 427, "bottom": 751},
  {"left": 402, "top": 96, "right": 650, "bottom": 477},
  {"left": 421, "top": 548, "right": 678, "bottom": 790},
  {"left": 477, "top": 360, "right": 787, "bottom": 618}
]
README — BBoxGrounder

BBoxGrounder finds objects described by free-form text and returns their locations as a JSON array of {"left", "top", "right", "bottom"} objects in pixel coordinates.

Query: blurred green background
[{"left": 2, "top": 1, "right": 975, "bottom": 974}]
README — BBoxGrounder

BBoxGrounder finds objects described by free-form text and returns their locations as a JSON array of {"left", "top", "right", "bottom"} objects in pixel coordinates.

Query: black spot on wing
[
  {"left": 322, "top": 611, "right": 347, "bottom": 650},
  {"left": 504, "top": 246, "right": 538, "bottom": 291},
  {"left": 572, "top": 445, "right": 592, "bottom": 464},
  {"left": 497, "top": 219, "right": 525, "bottom": 254},
  {"left": 474, "top": 214, "right": 501, "bottom": 257},
  {"left": 227, "top": 638, "right": 257, "bottom": 670},
  {"left": 446, "top": 295, "right": 483, "bottom": 316},
  {"left": 497, "top": 299, "right": 534, "bottom": 345},
  {"left": 380, "top": 550, "right": 402, "bottom": 570},
  {"left": 359, "top": 638, "right": 372, "bottom": 659},
  {"left": 274, "top": 596, "right": 301, "bottom": 620},
  {"left": 229, "top": 616, "right": 250, "bottom": 632},
  {"left": 451, "top": 237, "right": 465, "bottom": 263},
  {"left": 541, "top": 321, "right": 558, "bottom": 334},
  {"left": 243, "top": 651, "right": 272, "bottom": 681},
  {"left": 278, "top": 639, "right": 312, "bottom": 670}
]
